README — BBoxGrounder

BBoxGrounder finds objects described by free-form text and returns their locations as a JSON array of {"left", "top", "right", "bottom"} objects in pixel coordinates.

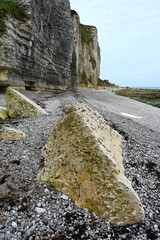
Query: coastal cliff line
[{"left": 0, "top": 0, "right": 100, "bottom": 91}]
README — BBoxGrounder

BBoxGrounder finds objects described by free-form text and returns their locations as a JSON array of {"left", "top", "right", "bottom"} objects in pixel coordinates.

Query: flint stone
[
  {"left": 0, "top": 127, "right": 26, "bottom": 140},
  {"left": 35, "top": 207, "right": 46, "bottom": 214},
  {"left": 37, "top": 104, "right": 145, "bottom": 224},
  {"left": 0, "top": 107, "right": 8, "bottom": 119},
  {"left": 11, "top": 222, "right": 17, "bottom": 229},
  {"left": 6, "top": 87, "right": 47, "bottom": 118}
]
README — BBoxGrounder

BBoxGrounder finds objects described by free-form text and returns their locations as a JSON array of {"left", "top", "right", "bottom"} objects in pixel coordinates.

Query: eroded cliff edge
[{"left": 0, "top": 0, "right": 100, "bottom": 91}]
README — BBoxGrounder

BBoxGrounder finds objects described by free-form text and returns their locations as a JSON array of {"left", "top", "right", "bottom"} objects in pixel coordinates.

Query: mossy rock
[
  {"left": 37, "top": 104, "right": 144, "bottom": 224},
  {"left": 6, "top": 87, "right": 47, "bottom": 118},
  {"left": 0, "top": 127, "right": 26, "bottom": 140},
  {"left": 0, "top": 107, "right": 8, "bottom": 119}
]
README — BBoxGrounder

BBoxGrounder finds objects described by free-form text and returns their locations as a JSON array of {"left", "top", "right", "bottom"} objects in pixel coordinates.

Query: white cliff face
[
  {"left": 71, "top": 11, "right": 101, "bottom": 87},
  {"left": 0, "top": 2, "right": 101, "bottom": 91},
  {"left": 0, "top": 0, "right": 73, "bottom": 91},
  {"left": 69, "top": 11, "right": 80, "bottom": 90}
]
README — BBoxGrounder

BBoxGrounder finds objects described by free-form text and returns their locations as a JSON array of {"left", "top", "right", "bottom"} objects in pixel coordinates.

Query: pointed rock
[
  {"left": 0, "top": 127, "right": 26, "bottom": 140},
  {"left": 6, "top": 87, "right": 47, "bottom": 118},
  {"left": 37, "top": 104, "right": 144, "bottom": 224}
]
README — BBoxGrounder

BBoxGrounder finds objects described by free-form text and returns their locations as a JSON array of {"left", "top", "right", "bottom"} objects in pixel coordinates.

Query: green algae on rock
[
  {"left": 0, "top": 127, "right": 26, "bottom": 140},
  {"left": 0, "top": 106, "right": 8, "bottom": 119},
  {"left": 37, "top": 104, "right": 144, "bottom": 224},
  {"left": 6, "top": 87, "right": 47, "bottom": 118}
]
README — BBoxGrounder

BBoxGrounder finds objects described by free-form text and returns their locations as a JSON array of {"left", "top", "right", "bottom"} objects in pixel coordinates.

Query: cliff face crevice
[{"left": 0, "top": 1, "right": 100, "bottom": 91}]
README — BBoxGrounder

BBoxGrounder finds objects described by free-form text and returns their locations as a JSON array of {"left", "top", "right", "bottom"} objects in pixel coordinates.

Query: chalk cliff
[
  {"left": 71, "top": 10, "right": 100, "bottom": 88},
  {"left": 0, "top": 0, "right": 73, "bottom": 91},
  {"left": 0, "top": 0, "right": 100, "bottom": 91}
]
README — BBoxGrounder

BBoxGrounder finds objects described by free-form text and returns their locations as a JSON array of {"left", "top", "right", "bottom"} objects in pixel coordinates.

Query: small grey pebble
[
  {"left": 121, "top": 234, "right": 127, "bottom": 239},
  {"left": 68, "top": 226, "right": 74, "bottom": 232},
  {"left": 145, "top": 220, "right": 150, "bottom": 227},
  {"left": 154, "top": 224, "right": 159, "bottom": 231}
]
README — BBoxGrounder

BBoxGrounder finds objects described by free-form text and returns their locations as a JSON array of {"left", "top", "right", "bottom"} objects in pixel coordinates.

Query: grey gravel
[{"left": 0, "top": 88, "right": 160, "bottom": 240}]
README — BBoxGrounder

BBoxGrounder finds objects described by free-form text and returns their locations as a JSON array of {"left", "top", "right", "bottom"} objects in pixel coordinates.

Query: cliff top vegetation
[
  {"left": 98, "top": 78, "right": 119, "bottom": 88},
  {"left": 0, "top": 0, "right": 29, "bottom": 33},
  {"left": 80, "top": 25, "right": 93, "bottom": 45}
]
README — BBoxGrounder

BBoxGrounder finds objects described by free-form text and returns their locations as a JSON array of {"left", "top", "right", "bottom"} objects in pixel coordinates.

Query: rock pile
[{"left": 37, "top": 104, "right": 144, "bottom": 224}]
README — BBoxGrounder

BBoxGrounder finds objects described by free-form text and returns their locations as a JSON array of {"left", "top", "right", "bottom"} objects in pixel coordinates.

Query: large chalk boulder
[
  {"left": 37, "top": 104, "right": 144, "bottom": 224},
  {"left": 0, "top": 127, "right": 26, "bottom": 140},
  {"left": 6, "top": 87, "right": 47, "bottom": 118}
]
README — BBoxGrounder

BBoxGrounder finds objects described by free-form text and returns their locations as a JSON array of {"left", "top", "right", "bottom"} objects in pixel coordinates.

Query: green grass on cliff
[
  {"left": 97, "top": 78, "right": 118, "bottom": 88},
  {"left": 81, "top": 26, "right": 93, "bottom": 45},
  {"left": 0, "top": 19, "right": 6, "bottom": 32},
  {"left": 0, "top": 1, "right": 29, "bottom": 33}
]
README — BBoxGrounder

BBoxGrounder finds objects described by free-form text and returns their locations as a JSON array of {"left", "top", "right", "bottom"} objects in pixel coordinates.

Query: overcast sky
[{"left": 70, "top": 0, "right": 160, "bottom": 87}]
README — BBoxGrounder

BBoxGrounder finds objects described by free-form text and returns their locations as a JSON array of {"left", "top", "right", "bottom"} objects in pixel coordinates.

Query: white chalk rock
[
  {"left": 37, "top": 104, "right": 144, "bottom": 224},
  {"left": 0, "top": 127, "right": 26, "bottom": 140},
  {"left": 35, "top": 207, "right": 46, "bottom": 214},
  {"left": 6, "top": 87, "right": 47, "bottom": 118}
]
